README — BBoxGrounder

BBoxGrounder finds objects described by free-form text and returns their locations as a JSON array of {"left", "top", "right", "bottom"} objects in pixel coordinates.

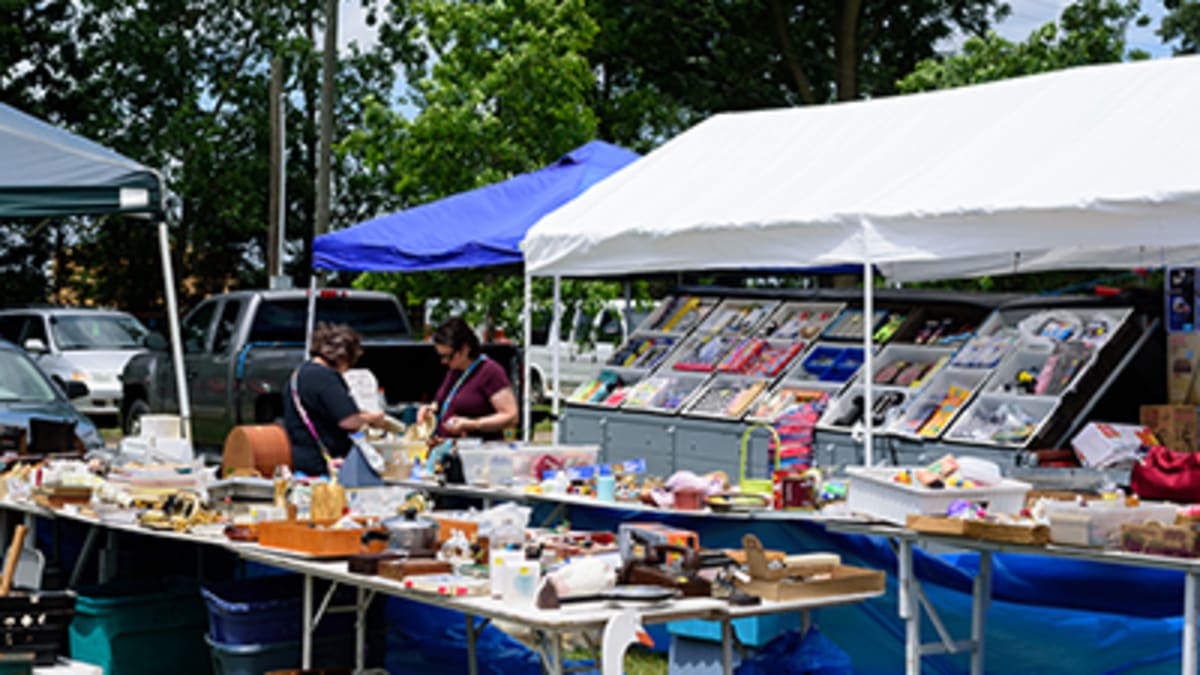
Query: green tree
[
  {"left": 1, "top": 0, "right": 403, "bottom": 313},
  {"left": 341, "top": 0, "right": 603, "bottom": 333},
  {"left": 897, "top": 0, "right": 1148, "bottom": 94},
  {"left": 1161, "top": 0, "right": 1200, "bottom": 53},
  {"left": 585, "top": 0, "right": 1010, "bottom": 146}
]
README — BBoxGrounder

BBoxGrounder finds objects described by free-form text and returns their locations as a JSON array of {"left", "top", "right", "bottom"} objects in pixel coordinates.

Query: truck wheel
[{"left": 123, "top": 398, "right": 151, "bottom": 437}]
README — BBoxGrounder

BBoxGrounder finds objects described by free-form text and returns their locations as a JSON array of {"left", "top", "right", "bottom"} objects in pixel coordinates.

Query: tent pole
[
  {"left": 158, "top": 221, "right": 191, "bottom": 443},
  {"left": 863, "top": 261, "right": 874, "bottom": 467},
  {"left": 551, "top": 276, "right": 562, "bottom": 443},
  {"left": 305, "top": 274, "right": 318, "bottom": 360},
  {"left": 523, "top": 271, "right": 533, "bottom": 442}
]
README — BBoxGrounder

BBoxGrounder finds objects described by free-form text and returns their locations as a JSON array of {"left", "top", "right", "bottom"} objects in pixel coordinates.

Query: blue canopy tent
[
  {"left": 310, "top": 140, "right": 641, "bottom": 438},
  {"left": 313, "top": 140, "right": 640, "bottom": 272}
]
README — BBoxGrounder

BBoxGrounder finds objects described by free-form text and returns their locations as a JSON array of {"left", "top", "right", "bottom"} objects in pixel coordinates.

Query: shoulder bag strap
[{"left": 290, "top": 367, "right": 334, "bottom": 467}]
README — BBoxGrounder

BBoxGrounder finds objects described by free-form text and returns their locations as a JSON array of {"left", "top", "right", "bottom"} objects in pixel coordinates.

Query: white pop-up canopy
[
  {"left": 522, "top": 55, "right": 1200, "bottom": 466},
  {"left": 522, "top": 55, "right": 1200, "bottom": 281}
]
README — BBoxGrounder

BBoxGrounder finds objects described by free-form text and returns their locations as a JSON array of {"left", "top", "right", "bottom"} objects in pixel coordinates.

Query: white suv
[{"left": 0, "top": 307, "right": 149, "bottom": 421}]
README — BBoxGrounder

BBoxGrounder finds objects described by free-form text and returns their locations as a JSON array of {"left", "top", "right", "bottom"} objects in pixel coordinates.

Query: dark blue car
[{"left": 0, "top": 339, "right": 104, "bottom": 453}]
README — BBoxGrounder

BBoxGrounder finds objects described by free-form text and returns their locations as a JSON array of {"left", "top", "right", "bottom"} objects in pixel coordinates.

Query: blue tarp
[
  {"left": 531, "top": 503, "right": 1183, "bottom": 674},
  {"left": 312, "top": 140, "right": 639, "bottom": 272}
]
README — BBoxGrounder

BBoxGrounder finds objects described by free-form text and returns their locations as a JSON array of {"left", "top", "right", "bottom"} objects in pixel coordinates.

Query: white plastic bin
[{"left": 845, "top": 466, "right": 1031, "bottom": 524}]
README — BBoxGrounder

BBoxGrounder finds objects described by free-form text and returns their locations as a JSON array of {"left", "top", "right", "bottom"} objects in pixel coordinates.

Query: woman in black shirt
[{"left": 282, "top": 322, "right": 386, "bottom": 476}]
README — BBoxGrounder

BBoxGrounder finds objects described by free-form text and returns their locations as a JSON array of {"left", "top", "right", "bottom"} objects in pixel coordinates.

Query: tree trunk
[
  {"left": 768, "top": 0, "right": 816, "bottom": 104},
  {"left": 835, "top": 0, "right": 863, "bottom": 101}
]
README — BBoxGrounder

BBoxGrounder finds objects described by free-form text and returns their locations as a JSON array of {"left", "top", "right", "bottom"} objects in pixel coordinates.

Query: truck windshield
[
  {"left": 248, "top": 298, "right": 411, "bottom": 343},
  {"left": 51, "top": 314, "right": 148, "bottom": 351}
]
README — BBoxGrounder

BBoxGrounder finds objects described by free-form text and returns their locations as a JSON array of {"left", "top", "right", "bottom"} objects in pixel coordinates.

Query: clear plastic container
[
  {"left": 511, "top": 445, "right": 600, "bottom": 482},
  {"left": 1043, "top": 500, "right": 1178, "bottom": 547}
]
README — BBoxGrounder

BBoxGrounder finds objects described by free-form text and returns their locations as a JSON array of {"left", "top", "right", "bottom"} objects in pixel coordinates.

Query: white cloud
[{"left": 338, "top": 0, "right": 380, "bottom": 54}]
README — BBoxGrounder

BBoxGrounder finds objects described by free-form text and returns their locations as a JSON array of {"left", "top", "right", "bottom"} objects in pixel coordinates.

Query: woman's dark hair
[
  {"left": 310, "top": 322, "right": 363, "bottom": 367},
  {"left": 433, "top": 316, "right": 481, "bottom": 358}
]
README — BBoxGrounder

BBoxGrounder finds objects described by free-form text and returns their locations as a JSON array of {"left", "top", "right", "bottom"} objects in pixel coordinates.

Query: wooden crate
[
  {"left": 257, "top": 519, "right": 384, "bottom": 557},
  {"left": 1120, "top": 521, "right": 1200, "bottom": 558},
  {"left": 906, "top": 514, "right": 1049, "bottom": 545},
  {"left": 736, "top": 564, "right": 885, "bottom": 602}
]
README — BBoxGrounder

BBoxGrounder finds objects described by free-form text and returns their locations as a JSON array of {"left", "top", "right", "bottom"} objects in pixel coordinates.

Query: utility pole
[
  {"left": 268, "top": 57, "right": 287, "bottom": 288},
  {"left": 315, "top": 0, "right": 337, "bottom": 240}
]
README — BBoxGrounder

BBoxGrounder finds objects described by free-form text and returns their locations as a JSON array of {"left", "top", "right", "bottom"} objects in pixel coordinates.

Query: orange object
[
  {"left": 223, "top": 424, "right": 292, "bottom": 478},
  {"left": 257, "top": 518, "right": 385, "bottom": 557},
  {"left": 673, "top": 487, "right": 705, "bottom": 511},
  {"left": 0, "top": 524, "right": 27, "bottom": 596},
  {"left": 428, "top": 513, "right": 479, "bottom": 545}
]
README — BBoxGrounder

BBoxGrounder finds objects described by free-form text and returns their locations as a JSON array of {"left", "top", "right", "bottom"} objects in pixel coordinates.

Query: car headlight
[{"left": 70, "top": 371, "right": 88, "bottom": 382}]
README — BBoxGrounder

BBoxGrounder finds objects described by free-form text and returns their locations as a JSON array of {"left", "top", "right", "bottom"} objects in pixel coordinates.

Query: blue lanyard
[{"left": 438, "top": 354, "right": 487, "bottom": 427}]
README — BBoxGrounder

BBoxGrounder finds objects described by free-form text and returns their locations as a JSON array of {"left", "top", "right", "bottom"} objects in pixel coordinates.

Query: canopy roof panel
[
  {"left": 522, "top": 56, "right": 1200, "bottom": 281},
  {"left": 313, "top": 140, "right": 639, "bottom": 272},
  {"left": 0, "top": 103, "right": 162, "bottom": 218}
]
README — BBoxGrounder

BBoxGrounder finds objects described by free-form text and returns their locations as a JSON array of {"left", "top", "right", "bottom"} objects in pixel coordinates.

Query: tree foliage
[
  {"left": 897, "top": 0, "right": 1147, "bottom": 94},
  {"left": 0, "top": 0, "right": 400, "bottom": 314},
  {"left": 1161, "top": 0, "right": 1200, "bottom": 53}
]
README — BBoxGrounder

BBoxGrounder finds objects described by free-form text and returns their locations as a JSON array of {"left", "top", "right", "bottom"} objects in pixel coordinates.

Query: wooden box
[
  {"left": 257, "top": 518, "right": 383, "bottom": 557},
  {"left": 1120, "top": 521, "right": 1200, "bottom": 558},
  {"left": 906, "top": 514, "right": 1050, "bottom": 545},
  {"left": 736, "top": 564, "right": 885, "bottom": 602}
]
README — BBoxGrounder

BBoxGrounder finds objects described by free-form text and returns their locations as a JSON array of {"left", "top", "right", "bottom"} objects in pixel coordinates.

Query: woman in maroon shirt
[{"left": 418, "top": 317, "right": 518, "bottom": 440}]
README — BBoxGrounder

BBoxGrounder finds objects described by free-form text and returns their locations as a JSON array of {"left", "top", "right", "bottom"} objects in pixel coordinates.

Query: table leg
[
  {"left": 302, "top": 574, "right": 312, "bottom": 670},
  {"left": 356, "top": 586, "right": 366, "bottom": 674},
  {"left": 99, "top": 529, "right": 117, "bottom": 582},
  {"left": 549, "top": 632, "right": 563, "bottom": 675},
  {"left": 971, "top": 551, "right": 992, "bottom": 675},
  {"left": 901, "top": 538, "right": 920, "bottom": 675},
  {"left": 722, "top": 618, "right": 733, "bottom": 675},
  {"left": 466, "top": 614, "right": 478, "bottom": 675},
  {"left": 1185, "top": 571, "right": 1197, "bottom": 675}
]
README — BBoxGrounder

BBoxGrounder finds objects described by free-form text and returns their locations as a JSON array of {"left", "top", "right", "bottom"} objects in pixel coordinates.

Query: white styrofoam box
[
  {"left": 138, "top": 414, "right": 182, "bottom": 440},
  {"left": 887, "top": 367, "right": 988, "bottom": 439},
  {"left": 845, "top": 466, "right": 1031, "bottom": 524},
  {"left": 860, "top": 344, "right": 955, "bottom": 387},
  {"left": 1043, "top": 500, "right": 1177, "bottom": 547},
  {"left": 1071, "top": 422, "right": 1156, "bottom": 468},
  {"left": 149, "top": 437, "right": 194, "bottom": 463},
  {"left": 818, "top": 384, "right": 908, "bottom": 431},
  {"left": 944, "top": 393, "right": 1058, "bottom": 448},
  {"left": 983, "top": 347, "right": 1053, "bottom": 395}
]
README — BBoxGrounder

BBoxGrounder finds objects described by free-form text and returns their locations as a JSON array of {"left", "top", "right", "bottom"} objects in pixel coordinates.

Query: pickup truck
[{"left": 120, "top": 288, "right": 521, "bottom": 451}]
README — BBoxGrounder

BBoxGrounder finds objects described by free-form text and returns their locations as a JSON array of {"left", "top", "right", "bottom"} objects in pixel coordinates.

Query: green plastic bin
[
  {"left": 205, "top": 633, "right": 353, "bottom": 675},
  {"left": 69, "top": 577, "right": 210, "bottom": 675}
]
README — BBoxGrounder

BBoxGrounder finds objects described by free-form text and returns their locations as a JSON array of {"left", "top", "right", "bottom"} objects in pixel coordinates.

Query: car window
[
  {"left": 212, "top": 301, "right": 243, "bottom": 354},
  {"left": 248, "top": 298, "right": 411, "bottom": 343},
  {"left": 0, "top": 350, "right": 58, "bottom": 403},
  {"left": 22, "top": 316, "right": 47, "bottom": 345},
  {"left": 0, "top": 315, "right": 27, "bottom": 345},
  {"left": 596, "top": 309, "right": 624, "bottom": 343},
  {"left": 50, "top": 314, "right": 148, "bottom": 351},
  {"left": 183, "top": 301, "right": 218, "bottom": 354}
]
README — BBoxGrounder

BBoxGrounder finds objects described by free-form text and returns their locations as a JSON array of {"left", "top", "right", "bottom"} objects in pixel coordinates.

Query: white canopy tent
[{"left": 522, "top": 54, "right": 1200, "bottom": 464}]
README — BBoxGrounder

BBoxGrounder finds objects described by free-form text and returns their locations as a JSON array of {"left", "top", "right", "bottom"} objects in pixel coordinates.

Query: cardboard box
[
  {"left": 1140, "top": 404, "right": 1200, "bottom": 453},
  {"left": 1167, "top": 333, "right": 1200, "bottom": 404},
  {"left": 1071, "top": 422, "right": 1158, "bottom": 468},
  {"left": 736, "top": 564, "right": 885, "bottom": 602}
]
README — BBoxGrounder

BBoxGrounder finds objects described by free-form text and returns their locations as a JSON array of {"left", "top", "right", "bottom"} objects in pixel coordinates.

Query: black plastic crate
[{"left": 0, "top": 590, "right": 75, "bottom": 665}]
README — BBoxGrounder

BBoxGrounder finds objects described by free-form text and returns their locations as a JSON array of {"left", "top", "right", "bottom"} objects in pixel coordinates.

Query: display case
[
  {"left": 683, "top": 374, "right": 771, "bottom": 420},
  {"left": 785, "top": 342, "right": 865, "bottom": 387},
  {"left": 887, "top": 367, "right": 990, "bottom": 439},
  {"left": 822, "top": 309, "right": 890, "bottom": 341},
  {"left": 943, "top": 305, "right": 1135, "bottom": 448},
  {"left": 747, "top": 384, "right": 832, "bottom": 424},
  {"left": 619, "top": 372, "right": 708, "bottom": 414},
  {"left": 637, "top": 294, "right": 720, "bottom": 335}
]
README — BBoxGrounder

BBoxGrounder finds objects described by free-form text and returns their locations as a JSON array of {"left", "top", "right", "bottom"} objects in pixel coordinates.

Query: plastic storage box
[
  {"left": 845, "top": 466, "right": 1031, "bottom": 524},
  {"left": 1044, "top": 500, "right": 1178, "bottom": 547},
  {"left": 69, "top": 577, "right": 210, "bottom": 675},
  {"left": 205, "top": 633, "right": 353, "bottom": 675},
  {"left": 201, "top": 575, "right": 354, "bottom": 646}
]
